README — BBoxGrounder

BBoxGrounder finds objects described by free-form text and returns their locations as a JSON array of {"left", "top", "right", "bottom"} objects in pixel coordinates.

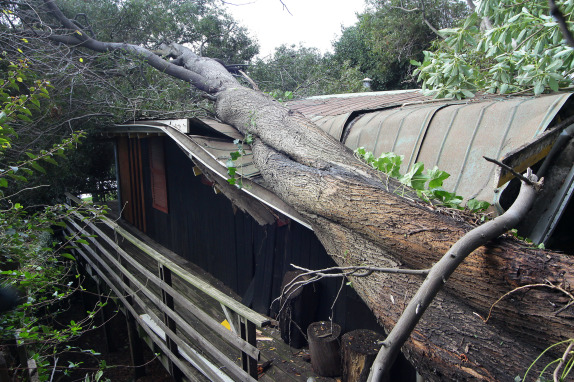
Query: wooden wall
[{"left": 117, "top": 136, "right": 383, "bottom": 333}]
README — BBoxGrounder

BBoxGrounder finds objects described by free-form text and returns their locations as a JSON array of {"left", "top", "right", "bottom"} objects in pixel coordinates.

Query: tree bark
[{"left": 41, "top": 2, "right": 574, "bottom": 380}]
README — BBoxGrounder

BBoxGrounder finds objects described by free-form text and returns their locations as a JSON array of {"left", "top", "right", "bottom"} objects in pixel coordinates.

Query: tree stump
[
  {"left": 307, "top": 321, "right": 342, "bottom": 377},
  {"left": 278, "top": 270, "right": 318, "bottom": 348},
  {"left": 341, "top": 329, "right": 385, "bottom": 382}
]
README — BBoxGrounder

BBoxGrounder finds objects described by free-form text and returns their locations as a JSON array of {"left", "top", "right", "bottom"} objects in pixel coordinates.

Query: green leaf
[
  {"left": 0, "top": 178, "right": 7, "bottom": 188},
  {"left": 427, "top": 166, "right": 450, "bottom": 189},
  {"left": 42, "top": 156, "right": 58, "bottom": 166},
  {"left": 400, "top": 163, "right": 428, "bottom": 190},
  {"left": 548, "top": 76, "right": 559, "bottom": 92},
  {"left": 533, "top": 81, "right": 545, "bottom": 95},
  {"left": 30, "top": 162, "right": 46, "bottom": 174},
  {"left": 466, "top": 199, "right": 490, "bottom": 212},
  {"left": 60, "top": 253, "right": 76, "bottom": 261}
]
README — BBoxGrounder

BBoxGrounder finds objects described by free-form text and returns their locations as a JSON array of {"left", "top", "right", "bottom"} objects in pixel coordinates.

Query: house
[{"left": 91, "top": 89, "right": 574, "bottom": 379}]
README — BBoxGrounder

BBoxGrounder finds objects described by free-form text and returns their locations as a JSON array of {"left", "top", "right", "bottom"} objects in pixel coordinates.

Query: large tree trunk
[{"left": 42, "top": 2, "right": 574, "bottom": 379}]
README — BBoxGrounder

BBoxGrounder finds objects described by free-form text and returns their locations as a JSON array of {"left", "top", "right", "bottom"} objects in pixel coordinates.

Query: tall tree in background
[
  {"left": 249, "top": 44, "right": 365, "bottom": 98},
  {"left": 333, "top": 0, "right": 468, "bottom": 90}
]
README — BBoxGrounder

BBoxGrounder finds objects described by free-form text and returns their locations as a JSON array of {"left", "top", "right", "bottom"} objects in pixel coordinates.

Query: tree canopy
[
  {"left": 249, "top": 44, "right": 365, "bottom": 98},
  {"left": 333, "top": 0, "right": 468, "bottom": 90},
  {"left": 413, "top": 0, "right": 574, "bottom": 98}
]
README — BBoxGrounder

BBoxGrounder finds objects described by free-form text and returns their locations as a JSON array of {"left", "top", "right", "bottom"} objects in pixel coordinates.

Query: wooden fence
[{"left": 64, "top": 193, "right": 269, "bottom": 381}]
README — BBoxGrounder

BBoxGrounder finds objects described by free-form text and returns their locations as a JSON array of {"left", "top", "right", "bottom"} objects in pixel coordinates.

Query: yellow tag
[{"left": 221, "top": 320, "right": 231, "bottom": 330}]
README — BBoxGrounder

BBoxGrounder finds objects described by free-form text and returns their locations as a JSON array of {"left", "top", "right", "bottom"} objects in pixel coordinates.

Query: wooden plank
[
  {"left": 69, "top": 244, "right": 209, "bottom": 382},
  {"left": 159, "top": 265, "right": 183, "bottom": 381},
  {"left": 66, "top": 219, "right": 257, "bottom": 380},
  {"left": 66, "top": 216, "right": 259, "bottom": 359},
  {"left": 253, "top": 225, "right": 276, "bottom": 314},
  {"left": 70, "top": 238, "right": 237, "bottom": 382},
  {"left": 65, "top": 193, "right": 269, "bottom": 327},
  {"left": 66, "top": 221, "right": 259, "bottom": 368},
  {"left": 241, "top": 318, "right": 258, "bottom": 379}
]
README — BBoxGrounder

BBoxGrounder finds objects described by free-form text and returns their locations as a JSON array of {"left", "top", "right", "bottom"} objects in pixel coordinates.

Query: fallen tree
[{"left": 28, "top": 1, "right": 574, "bottom": 380}]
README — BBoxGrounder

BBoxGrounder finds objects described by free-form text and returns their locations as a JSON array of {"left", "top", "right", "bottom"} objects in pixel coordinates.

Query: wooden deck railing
[{"left": 64, "top": 193, "right": 269, "bottom": 381}]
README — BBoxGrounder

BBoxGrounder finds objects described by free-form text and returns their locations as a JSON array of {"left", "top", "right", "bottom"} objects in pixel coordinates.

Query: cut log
[
  {"left": 307, "top": 321, "right": 342, "bottom": 377},
  {"left": 278, "top": 270, "right": 319, "bottom": 348},
  {"left": 342, "top": 330, "right": 386, "bottom": 382}
]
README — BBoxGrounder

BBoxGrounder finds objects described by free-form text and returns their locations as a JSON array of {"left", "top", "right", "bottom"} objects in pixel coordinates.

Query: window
[{"left": 149, "top": 138, "right": 168, "bottom": 213}]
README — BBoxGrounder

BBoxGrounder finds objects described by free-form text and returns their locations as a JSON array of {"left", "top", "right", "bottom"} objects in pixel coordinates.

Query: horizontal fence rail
[{"left": 64, "top": 193, "right": 269, "bottom": 381}]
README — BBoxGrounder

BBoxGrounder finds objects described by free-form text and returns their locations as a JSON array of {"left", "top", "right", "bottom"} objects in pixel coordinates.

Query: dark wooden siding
[
  {"left": 117, "top": 136, "right": 146, "bottom": 232},
  {"left": 119, "top": 136, "right": 381, "bottom": 332}
]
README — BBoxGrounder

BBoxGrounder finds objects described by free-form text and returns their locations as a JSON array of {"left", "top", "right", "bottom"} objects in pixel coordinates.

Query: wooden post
[
  {"left": 159, "top": 264, "right": 183, "bottom": 382},
  {"left": 240, "top": 317, "right": 258, "bottom": 379},
  {"left": 307, "top": 321, "right": 342, "bottom": 377},
  {"left": 95, "top": 281, "right": 115, "bottom": 353},
  {"left": 341, "top": 329, "right": 386, "bottom": 382}
]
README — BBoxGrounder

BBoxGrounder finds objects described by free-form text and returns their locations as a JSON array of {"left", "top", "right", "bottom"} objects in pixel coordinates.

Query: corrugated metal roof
[
  {"left": 342, "top": 93, "right": 573, "bottom": 202},
  {"left": 113, "top": 90, "right": 573, "bottom": 212}
]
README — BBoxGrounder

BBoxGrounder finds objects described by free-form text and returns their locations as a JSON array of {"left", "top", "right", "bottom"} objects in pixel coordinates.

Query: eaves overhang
[{"left": 111, "top": 120, "right": 312, "bottom": 230}]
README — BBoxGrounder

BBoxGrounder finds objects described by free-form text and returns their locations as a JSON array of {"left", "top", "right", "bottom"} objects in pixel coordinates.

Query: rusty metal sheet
[
  {"left": 344, "top": 103, "right": 446, "bottom": 170},
  {"left": 343, "top": 93, "right": 572, "bottom": 202}
]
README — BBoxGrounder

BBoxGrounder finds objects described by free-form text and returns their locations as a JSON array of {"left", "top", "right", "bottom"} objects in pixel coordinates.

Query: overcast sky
[{"left": 224, "top": 0, "right": 367, "bottom": 58}]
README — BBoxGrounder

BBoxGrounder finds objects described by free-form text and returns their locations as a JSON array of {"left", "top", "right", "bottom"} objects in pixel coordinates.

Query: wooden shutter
[{"left": 149, "top": 137, "right": 169, "bottom": 213}]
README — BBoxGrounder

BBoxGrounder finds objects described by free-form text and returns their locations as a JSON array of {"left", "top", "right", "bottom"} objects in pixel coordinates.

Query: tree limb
[
  {"left": 553, "top": 341, "right": 574, "bottom": 382},
  {"left": 43, "top": 0, "right": 224, "bottom": 94},
  {"left": 368, "top": 170, "right": 542, "bottom": 381}
]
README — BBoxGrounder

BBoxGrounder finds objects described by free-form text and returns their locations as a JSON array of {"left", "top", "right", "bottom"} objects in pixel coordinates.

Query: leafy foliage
[
  {"left": 355, "top": 147, "right": 490, "bottom": 212},
  {"left": 1, "top": 56, "right": 108, "bottom": 381},
  {"left": 249, "top": 44, "right": 365, "bottom": 98},
  {"left": 412, "top": 0, "right": 574, "bottom": 98},
  {"left": 333, "top": 0, "right": 468, "bottom": 91},
  {"left": 55, "top": 0, "right": 259, "bottom": 62},
  {"left": 227, "top": 134, "right": 253, "bottom": 188}
]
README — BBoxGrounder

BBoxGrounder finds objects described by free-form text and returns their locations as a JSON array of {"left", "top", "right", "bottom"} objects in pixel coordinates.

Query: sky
[{"left": 224, "top": 0, "right": 367, "bottom": 58}]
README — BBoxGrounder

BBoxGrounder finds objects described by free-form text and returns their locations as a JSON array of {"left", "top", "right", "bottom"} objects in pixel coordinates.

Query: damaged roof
[{"left": 111, "top": 89, "right": 574, "bottom": 241}]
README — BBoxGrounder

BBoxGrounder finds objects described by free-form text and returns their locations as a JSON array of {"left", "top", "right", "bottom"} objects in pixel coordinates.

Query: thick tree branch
[
  {"left": 43, "top": 0, "right": 224, "bottom": 94},
  {"left": 367, "top": 170, "right": 542, "bottom": 381}
]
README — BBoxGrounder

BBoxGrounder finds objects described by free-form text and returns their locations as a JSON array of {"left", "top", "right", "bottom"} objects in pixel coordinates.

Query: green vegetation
[
  {"left": 249, "top": 44, "right": 365, "bottom": 98},
  {"left": 0, "top": 57, "right": 108, "bottom": 381},
  {"left": 519, "top": 339, "right": 574, "bottom": 382},
  {"left": 227, "top": 134, "right": 253, "bottom": 188},
  {"left": 333, "top": 0, "right": 468, "bottom": 91},
  {"left": 355, "top": 147, "right": 490, "bottom": 212},
  {"left": 412, "top": 0, "right": 574, "bottom": 98}
]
